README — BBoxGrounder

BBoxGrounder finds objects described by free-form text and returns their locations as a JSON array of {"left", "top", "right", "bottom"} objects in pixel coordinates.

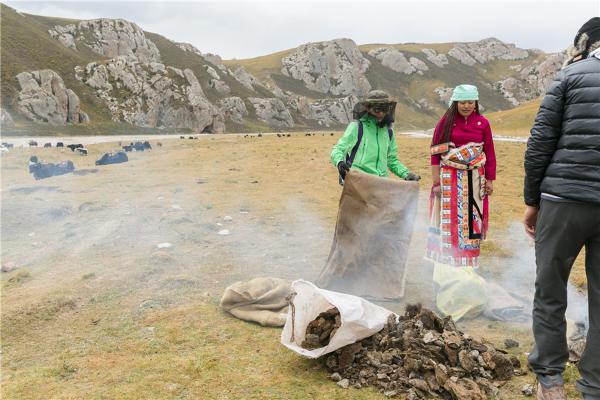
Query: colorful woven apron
[{"left": 426, "top": 142, "right": 488, "bottom": 267}]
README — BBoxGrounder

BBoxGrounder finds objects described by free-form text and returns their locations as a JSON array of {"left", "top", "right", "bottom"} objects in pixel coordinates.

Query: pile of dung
[
  {"left": 323, "top": 304, "right": 518, "bottom": 399},
  {"left": 301, "top": 307, "right": 341, "bottom": 350}
]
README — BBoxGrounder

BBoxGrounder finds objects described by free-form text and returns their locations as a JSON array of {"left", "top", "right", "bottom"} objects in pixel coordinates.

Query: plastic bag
[
  {"left": 433, "top": 262, "right": 487, "bottom": 321},
  {"left": 281, "top": 279, "right": 395, "bottom": 358}
]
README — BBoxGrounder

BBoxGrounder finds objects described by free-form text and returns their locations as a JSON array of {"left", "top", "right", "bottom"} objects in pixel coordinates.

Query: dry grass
[
  {"left": 487, "top": 99, "right": 541, "bottom": 136},
  {"left": 1, "top": 134, "right": 587, "bottom": 399}
]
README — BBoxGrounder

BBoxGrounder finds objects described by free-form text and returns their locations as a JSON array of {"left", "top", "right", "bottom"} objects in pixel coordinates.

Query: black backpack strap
[
  {"left": 388, "top": 127, "right": 393, "bottom": 141},
  {"left": 345, "top": 121, "right": 364, "bottom": 167}
]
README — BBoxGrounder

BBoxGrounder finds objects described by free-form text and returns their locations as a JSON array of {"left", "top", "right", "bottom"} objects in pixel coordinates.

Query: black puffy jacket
[{"left": 524, "top": 53, "right": 600, "bottom": 206}]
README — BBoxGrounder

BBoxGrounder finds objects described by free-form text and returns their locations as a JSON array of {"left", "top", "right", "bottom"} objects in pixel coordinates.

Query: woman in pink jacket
[{"left": 426, "top": 84, "right": 497, "bottom": 320}]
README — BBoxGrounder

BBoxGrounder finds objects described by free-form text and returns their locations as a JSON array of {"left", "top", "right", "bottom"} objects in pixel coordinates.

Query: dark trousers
[{"left": 528, "top": 199, "right": 600, "bottom": 396}]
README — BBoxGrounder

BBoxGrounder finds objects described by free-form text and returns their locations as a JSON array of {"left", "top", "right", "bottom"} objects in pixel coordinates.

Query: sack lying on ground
[
  {"left": 281, "top": 279, "right": 395, "bottom": 358},
  {"left": 220, "top": 277, "right": 291, "bottom": 327},
  {"left": 317, "top": 170, "right": 419, "bottom": 300},
  {"left": 434, "top": 263, "right": 532, "bottom": 323},
  {"left": 433, "top": 262, "right": 487, "bottom": 321}
]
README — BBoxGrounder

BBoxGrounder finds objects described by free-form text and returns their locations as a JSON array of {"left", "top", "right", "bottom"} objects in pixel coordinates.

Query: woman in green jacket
[{"left": 331, "top": 90, "right": 420, "bottom": 182}]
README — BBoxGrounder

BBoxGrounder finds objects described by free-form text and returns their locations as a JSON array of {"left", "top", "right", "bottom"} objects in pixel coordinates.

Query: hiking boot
[{"left": 536, "top": 382, "right": 566, "bottom": 400}]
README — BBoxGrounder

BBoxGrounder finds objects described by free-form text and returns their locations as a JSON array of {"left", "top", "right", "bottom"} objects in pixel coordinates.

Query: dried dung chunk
[
  {"left": 301, "top": 307, "right": 340, "bottom": 350},
  {"left": 320, "top": 303, "right": 515, "bottom": 398}
]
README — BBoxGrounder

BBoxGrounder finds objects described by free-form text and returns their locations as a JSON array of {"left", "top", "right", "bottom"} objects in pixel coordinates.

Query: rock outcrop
[
  {"left": 288, "top": 94, "right": 358, "bottom": 127},
  {"left": 230, "top": 66, "right": 263, "bottom": 91},
  {"left": 177, "top": 42, "right": 263, "bottom": 92},
  {"left": 49, "top": 19, "right": 161, "bottom": 63},
  {"left": 281, "top": 38, "right": 371, "bottom": 96},
  {"left": 434, "top": 87, "right": 453, "bottom": 106},
  {"left": 76, "top": 56, "right": 223, "bottom": 132},
  {"left": 218, "top": 97, "right": 248, "bottom": 124},
  {"left": 16, "top": 69, "right": 89, "bottom": 124},
  {"left": 1, "top": 108, "right": 15, "bottom": 127},
  {"left": 248, "top": 97, "right": 294, "bottom": 128},
  {"left": 495, "top": 52, "right": 566, "bottom": 105},
  {"left": 34, "top": 15, "right": 565, "bottom": 130},
  {"left": 448, "top": 38, "right": 529, "bottom": 66},
  {"left": 369, "top": 48, "right": 429, "bottom": 75},
  {"left": 369, "top": 48, "right": 416, "bottom": 74},
  {"left": 422, "top": 49, "right": 449, "bottom": 68}
]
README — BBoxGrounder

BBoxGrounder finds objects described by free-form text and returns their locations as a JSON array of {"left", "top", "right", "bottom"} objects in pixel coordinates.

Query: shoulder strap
[
  {"left": 388, "top": 127, "right": 393, "bottom": 141},
  {"left": 346, "top": 121, "right": 364, "bottom": 167}
]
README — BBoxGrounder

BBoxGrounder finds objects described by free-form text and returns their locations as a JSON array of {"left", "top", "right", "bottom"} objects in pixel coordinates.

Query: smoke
[
  {"left": 482, "top": 222, "right": 589, "bottom": 327},
  {"left": 215, "top": 198, "right": 331, "bottom": 285}
]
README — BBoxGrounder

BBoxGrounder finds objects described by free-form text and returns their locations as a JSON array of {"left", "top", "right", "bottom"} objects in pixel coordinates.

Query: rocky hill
[{"left": 0, "top": 3, "right": 565, "bottom": 134}]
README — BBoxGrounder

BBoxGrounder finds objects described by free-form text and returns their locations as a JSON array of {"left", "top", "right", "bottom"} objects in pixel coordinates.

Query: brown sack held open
[{"left": 317, "top": 170, "right": 419, "bottom": 300}]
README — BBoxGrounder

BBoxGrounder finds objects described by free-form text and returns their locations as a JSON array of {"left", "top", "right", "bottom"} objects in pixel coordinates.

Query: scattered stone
[
  {"left": 218, "top": 229, "right": 230, "bottom": 235},
  {"left": 156, "top": 242, "right": 172, "bottom": 249},
  {"left": 1, "top": 261, "right": 18, "bottom": 273},
  {"left": 504, "top": 338, "right": 519, "bottom": 348},
  {"left": 223, "top": 216, "right": 233, "bottom": 221},
  {"left": 330, "top": 372, "right": 342, "bottom": 382},
  {"left": 521, "top": 383, "right": 535, "bottom": 396},
  {"left": 336, "top": 378, "right": 350, "bottom": 389}
]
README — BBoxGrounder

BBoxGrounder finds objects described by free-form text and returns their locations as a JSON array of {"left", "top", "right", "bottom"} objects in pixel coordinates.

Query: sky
[{"left": 4, "top": 0, "right": 600, "bottom": 59}]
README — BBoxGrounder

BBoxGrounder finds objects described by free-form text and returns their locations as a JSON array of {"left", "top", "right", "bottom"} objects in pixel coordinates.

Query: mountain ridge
[{"left": 0, "top": 3, "right": 562, "bottom": 135}]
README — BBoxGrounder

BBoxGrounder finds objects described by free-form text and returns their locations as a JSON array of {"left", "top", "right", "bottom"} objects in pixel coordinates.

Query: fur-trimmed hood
[{"left": 564, "top": 17, "right": 600, "bottom": 67}]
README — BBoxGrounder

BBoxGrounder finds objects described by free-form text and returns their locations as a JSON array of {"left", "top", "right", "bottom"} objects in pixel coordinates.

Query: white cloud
[{"left": 5, "top": 0, "right": 599, "bottom": 58}]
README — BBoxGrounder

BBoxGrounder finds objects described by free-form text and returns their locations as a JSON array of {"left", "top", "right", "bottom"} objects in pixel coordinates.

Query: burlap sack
[
  {"left": 220, "top": 277, "right": 292, "bottom": 327},
  {"left": 317, "top": 170, "right": 419, "bottom": 300}
]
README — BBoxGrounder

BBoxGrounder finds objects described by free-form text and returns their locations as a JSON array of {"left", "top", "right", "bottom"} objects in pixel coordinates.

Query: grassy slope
[
  {"left": 223, "top": 48, "right": 293, "bottom": 81},
  {"left": 0, "top": 4, "right": 111, "bottom": 123},
  {"left": 487, "top": 99, "right": 541, "bottom": 136}
]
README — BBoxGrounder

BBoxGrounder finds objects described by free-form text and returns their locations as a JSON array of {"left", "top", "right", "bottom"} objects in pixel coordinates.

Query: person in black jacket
[{"left": 523, "top": 17, "right": 600, "bottom": 400}]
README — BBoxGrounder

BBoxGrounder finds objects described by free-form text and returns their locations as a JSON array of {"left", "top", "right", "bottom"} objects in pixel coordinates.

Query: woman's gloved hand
[
  {"left": 405, "top": 171, "right": 421, "bottom": 181},
  {"left": 337, "top": 161, "right": 350, "bottom": 178}
]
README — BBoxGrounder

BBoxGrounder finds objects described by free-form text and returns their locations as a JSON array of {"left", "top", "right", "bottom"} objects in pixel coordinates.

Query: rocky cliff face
[
  {"left": 494, "top": 52, "right": 567, "bottom": 105},
  {"left": 248, "top": 98, "right": 294, "bottom": 128},
  {"left": 1, "top": 108, "right": 15, "bottom": 127},
  {"left": 218, "top": 97, "right": 248, "bottom": 124},
  {"left": 448, "top": 38, "right": 529, "bottom": 66},
  {"left": 369, "top": 48, "right": 429, "bottom": 75},
  {"left": 287, "top": 94, "right": 358, "bottom": 127},
  {"left": 281, "top": 38, "right": 371, "bottom": 96},
  {"left": 5, "top": 7, "right": 567, "bottom": 132},
  {"left": 76, "top": 56, "right": 223, "bottom": 132},
  {"left": 16, "top": 69, "right": 88, "bottom": 125},
  {"left": 49, "top": 19, "right": 161, "bottom": 63}
]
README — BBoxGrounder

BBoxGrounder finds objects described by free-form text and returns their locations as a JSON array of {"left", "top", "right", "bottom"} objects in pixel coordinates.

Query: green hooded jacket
[{"left": 331, "top": 115, "right": 409, "bottom": 178}]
